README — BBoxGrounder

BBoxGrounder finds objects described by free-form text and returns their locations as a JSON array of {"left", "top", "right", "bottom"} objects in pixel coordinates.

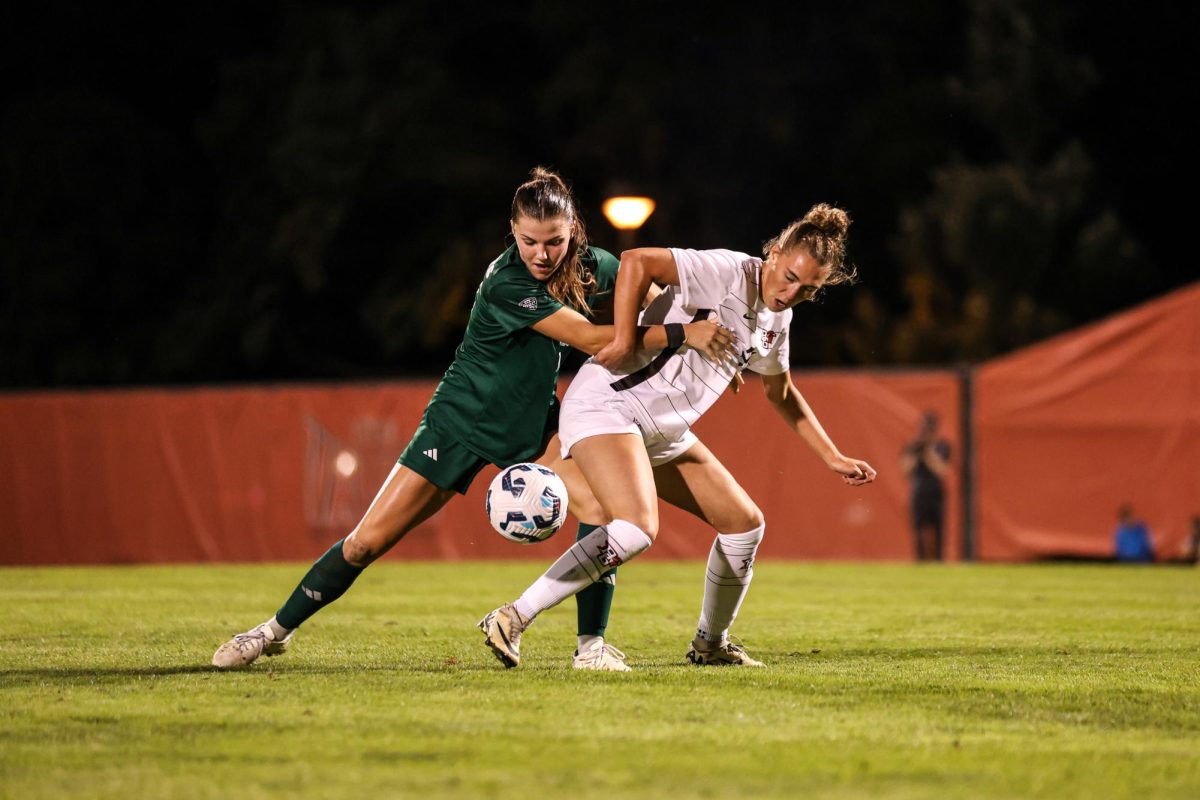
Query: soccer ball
[{"left": 485, "top": 463, "right": 569, "bottom": 544}]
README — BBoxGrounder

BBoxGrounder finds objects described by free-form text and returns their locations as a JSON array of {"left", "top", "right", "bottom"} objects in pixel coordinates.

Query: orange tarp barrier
[
  {"left": 0, "top": 373, "right": 959, "bottom": 565},
  {"left": 682, "top": 372, "right": 962, "bottom": 562},
  {"left": 975, "top": 283, "right": 1200, "bottom": 561}
]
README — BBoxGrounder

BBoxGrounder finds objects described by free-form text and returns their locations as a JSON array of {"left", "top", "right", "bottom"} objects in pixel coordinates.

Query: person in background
[
  {"left": 900, "top": 411, "right": 951, "bottom": 561},
  {"left": 1112, "top": 504, "right": 1155, "bottom": 563}
]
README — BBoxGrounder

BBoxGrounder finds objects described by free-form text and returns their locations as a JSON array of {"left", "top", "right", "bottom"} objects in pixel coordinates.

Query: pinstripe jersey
[{"left": 564, "top": 248, "right": 790, "bottom": 441}]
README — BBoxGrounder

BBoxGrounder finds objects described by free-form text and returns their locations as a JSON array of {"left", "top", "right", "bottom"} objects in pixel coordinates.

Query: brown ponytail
[{"left": 511, "top": 167, "right": 596, "bottom": 313}]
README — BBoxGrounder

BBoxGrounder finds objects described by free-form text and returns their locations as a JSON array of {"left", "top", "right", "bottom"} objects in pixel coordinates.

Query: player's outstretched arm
[
  {"left": 761, "top": 371, "right": 877, "bottom": 487},
  {"left": 532, "top": 306, "right": 732, "bottom": 358}
]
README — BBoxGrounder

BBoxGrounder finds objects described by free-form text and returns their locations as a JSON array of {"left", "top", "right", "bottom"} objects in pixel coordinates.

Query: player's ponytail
[
  {"left": 511, "top": 167, "right": 596, "bottom": 313},
  {"left": 763, "top": 203, "right": 857, "bottom": 287}
]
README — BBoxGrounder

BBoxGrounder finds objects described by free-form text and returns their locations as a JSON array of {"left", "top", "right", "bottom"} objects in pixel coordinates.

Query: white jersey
[{"left": 561, "top": 248, "right": 790, "bottom": 452}]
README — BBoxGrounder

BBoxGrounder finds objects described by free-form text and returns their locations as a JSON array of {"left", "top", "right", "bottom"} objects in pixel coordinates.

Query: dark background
[{"left": 2, "top": 1, "right": 1194, "bottom": 388}]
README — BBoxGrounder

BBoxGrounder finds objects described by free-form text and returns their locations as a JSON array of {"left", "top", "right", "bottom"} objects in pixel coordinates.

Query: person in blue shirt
[{"left": 1113, "top": 504, "right": 1155, "bottom": 563}]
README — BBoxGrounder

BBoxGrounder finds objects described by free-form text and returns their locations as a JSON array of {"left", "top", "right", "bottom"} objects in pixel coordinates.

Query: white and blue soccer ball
[{"left": 485, "top": 463, "right": 569, "bottom": 544}]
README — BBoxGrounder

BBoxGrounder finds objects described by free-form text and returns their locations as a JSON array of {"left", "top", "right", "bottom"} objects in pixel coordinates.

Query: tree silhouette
[{"left": 886, "top": 0, "right": 1145, "bottom": 363}]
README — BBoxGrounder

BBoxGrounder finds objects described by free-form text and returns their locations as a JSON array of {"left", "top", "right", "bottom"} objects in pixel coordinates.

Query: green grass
[{"left": 1, "top": 562, "right": 1197, "bottom": 799}]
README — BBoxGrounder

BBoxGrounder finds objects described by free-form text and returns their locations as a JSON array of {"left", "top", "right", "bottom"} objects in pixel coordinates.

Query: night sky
[{"left": 2, "top": 1, "right": 1195, "bottom": 388}]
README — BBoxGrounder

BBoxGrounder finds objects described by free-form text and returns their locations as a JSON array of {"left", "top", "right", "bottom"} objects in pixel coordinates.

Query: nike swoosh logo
[{"left": 743, "top": 312, "right": 755, "bottom": 320}]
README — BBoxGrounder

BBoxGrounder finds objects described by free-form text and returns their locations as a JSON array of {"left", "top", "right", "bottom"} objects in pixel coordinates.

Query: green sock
[
  {"left": 574, "top": 523, "right": 618, "bottom": 638},
  {"left": 275, "top": 540, "right": 364, "bottom": 630}
]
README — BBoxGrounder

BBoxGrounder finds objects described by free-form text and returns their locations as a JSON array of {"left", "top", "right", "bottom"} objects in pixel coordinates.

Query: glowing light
[
  {"left": 335, "top": 451, "right": 358, "bottom": 477},
  {"left": 602, "top": 196, "right": 656, "bottom": 230}
]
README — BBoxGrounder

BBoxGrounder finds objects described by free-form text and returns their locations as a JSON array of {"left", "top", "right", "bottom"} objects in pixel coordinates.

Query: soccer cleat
[
  {"left": 478, "top": 603, "right": 529, "bottom": 668},
  {"left": 685, "top": 637, "right": 765, "bottom": 667},
  {"left": 211, "top": 620, "right": 294, "bottom": 670},
  {"left": 572, "top": 641, "right": 632, "bottom": 672}
]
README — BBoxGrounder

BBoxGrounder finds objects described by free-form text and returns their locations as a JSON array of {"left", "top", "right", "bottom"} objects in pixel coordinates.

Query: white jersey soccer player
[
  {"left": 480, "top": 204, "right": 878, "bottom": 670},
  {"left": 559, "top": 248, "right": 790, "bottom": 466}
]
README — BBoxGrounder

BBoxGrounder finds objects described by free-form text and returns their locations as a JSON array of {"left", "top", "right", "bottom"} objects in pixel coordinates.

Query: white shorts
[{"left": 558, "top": 369, "right": 699, "bottom": 467}]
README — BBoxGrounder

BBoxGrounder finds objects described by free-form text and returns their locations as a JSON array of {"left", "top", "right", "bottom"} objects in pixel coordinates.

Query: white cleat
[
  {"left": 685, "top": 637, "right": 765, "bottom": 667},
  {"left": 478, "top": 603, "right": 529, "bottom": 668},
  {"left": 212, "top": 620, "right": 294, "bottom": 670},
  {"left": 572, "top": 640, "right": 632, "bottom": 672}
]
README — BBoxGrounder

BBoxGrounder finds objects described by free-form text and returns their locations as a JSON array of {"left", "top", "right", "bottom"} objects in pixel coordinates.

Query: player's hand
[
  {"left": 729, "top": 372, "right": 745, "bottom": 395},
  {"left": 595, "top": 338, "right": 637, "bottom": 372},
  {"left": 685, "top": 320, "right": 738, "bottom": 363},
  {"left": 828, "top": 455, "right": 877, "bottom": 486}
]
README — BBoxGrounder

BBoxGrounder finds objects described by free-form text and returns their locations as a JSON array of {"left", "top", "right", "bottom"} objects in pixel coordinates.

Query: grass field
[{"left": 1, "top": 561, "right": 1197, "bottom": 799}]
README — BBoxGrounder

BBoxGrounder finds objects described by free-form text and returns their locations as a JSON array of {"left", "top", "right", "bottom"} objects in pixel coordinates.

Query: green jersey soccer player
[{"left": 212, "top": 168, "right": 734, "bottom": 672}]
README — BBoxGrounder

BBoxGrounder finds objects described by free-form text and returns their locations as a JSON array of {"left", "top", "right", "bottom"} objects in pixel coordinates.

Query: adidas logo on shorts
[
  {"left": 423, "top": 448, "right": 438, "bottom": 461},
  {"left": 519, "top": 297, "right": 538, "bottom": 310}
]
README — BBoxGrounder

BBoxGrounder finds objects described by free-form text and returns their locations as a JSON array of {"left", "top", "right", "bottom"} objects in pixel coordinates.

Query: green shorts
[
  {"left": 398, "top": 405, "right": 560, "bottom": 494},
  {"left": 398, "top": 418, "right": 490, "bottom": 495}
]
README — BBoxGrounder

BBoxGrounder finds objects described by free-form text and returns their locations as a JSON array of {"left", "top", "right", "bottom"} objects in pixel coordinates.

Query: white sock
[
  {"left": 266, "top": 617, "right": 291, "bottom": 640},
  {"left": 514, "top": 520, "right": 652, "bottom": 621},
  {"left": 696, "top": 524, "right": 765, "bottom": 643},
  {"left": 577, "top": 634, "right": 603, "bottom": 653}
]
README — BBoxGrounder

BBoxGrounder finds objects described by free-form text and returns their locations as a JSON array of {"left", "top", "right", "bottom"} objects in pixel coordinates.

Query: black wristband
[{"left": 665, "top": 322, "right": 685, "bottom": 350}]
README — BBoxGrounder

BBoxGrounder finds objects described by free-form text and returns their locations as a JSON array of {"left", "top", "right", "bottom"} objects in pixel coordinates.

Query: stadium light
[{"left": 602, "top": 196, "right": 656, "bottom": 230}]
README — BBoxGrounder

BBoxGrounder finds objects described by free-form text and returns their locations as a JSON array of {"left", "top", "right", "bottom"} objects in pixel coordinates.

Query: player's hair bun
[
  {"left": 800, "top": 203, "right": 850, "bottom": 239},
  {"left": 763, "top": 203, "right": 856, "bottom": 289}
]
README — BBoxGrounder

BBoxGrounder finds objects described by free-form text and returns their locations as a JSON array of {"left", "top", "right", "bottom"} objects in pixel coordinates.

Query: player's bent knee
[
  {"left": 341, "top": 533, "right": 379, "bottom": 567},
  {"left": 600, "top": 504, "right": 658, "bottom": 539},
  {"left": 629, "top": 515, "right": 659, "bottom": 540},
  {"left": 342, "top": 526, "right": 403, "bottom": 567},
  {"left": 747, "top": 507, "right": 765, "bottom": 531},
  {"left": 341, "top": 534, "right": 372, "bottom": 567},
  {"left": 723, "top": 506, "right": 764, "bottom": 534}
]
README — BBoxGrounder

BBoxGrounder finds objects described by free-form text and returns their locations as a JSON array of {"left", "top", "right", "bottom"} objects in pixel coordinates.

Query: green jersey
[{"left": 423, "top": 244, "right": 618, "bottom": 465}]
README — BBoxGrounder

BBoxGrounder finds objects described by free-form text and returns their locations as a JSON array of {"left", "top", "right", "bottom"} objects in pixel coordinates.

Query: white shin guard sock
[
  {"left": 696, "top": 524, "right": 765, "bottom": 642},
  {"left": 514, "top": 520, "right": 652, "bottom": 621}
]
